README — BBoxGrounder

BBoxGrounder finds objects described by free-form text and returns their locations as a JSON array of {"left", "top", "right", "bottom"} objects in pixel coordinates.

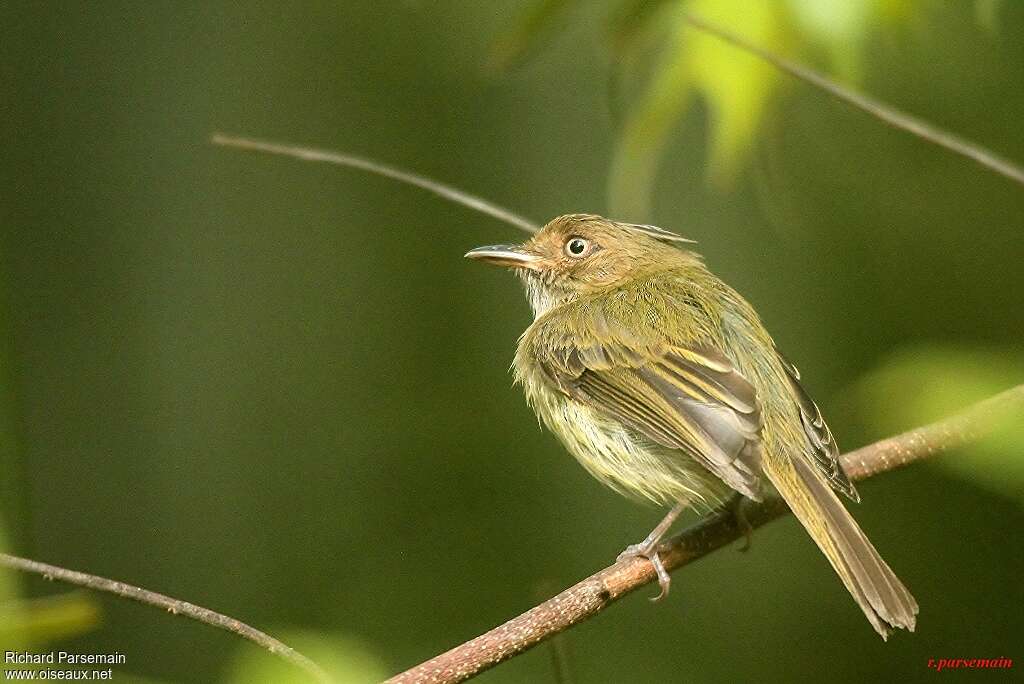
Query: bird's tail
[{"left": 762, "top": 455, "right": 918, "bottom": 639}]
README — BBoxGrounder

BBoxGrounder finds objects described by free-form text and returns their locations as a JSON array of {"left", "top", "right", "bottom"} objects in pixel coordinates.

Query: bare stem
[
  {"left": 682, "top": 12, "right": 1024, "bottom": 188},
  {"left": 385, "top": 383, "right": 1024, "bottom": 684},
  {"left": 0, "top": 553, "right": 331, "bottom": 683},
  {"left": 211, "top": 133, "right": 540, "bottom": 234}
]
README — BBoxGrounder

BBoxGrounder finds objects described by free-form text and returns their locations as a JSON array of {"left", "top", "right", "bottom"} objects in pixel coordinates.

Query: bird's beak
[{"left": 464, "top": 244, "right": 542, "bottom": 270}]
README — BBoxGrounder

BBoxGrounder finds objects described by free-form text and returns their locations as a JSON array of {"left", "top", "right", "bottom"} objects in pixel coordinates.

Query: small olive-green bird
[{"left": 466, "top": 213, "right": 917, "bottom": 638}]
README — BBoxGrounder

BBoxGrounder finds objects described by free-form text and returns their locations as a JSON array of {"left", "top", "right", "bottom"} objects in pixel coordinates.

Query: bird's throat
[{"left": 520, "top": 273, "right": 576, "bottom": 319}]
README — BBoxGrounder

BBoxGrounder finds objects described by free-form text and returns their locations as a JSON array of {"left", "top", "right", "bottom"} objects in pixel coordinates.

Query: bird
[{"left": 465, "top": 213, "right": 917, "bottom": 639}]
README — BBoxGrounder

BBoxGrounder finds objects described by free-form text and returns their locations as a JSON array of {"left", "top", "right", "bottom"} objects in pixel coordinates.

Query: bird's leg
[
  {"left": 616, "top": 502, "right": 686, "bottom": 601},
  {"left": 722, "top": 492, "right": 753, "bottom": 552}
]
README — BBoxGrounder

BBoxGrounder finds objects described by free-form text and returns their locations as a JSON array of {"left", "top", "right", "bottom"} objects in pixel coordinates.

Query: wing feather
[
  {"left": 541, "top": 339, "right": 764, "bottom": 501},
  {"left": 777, "top": 353, "right": 859, "bottom": 502}
]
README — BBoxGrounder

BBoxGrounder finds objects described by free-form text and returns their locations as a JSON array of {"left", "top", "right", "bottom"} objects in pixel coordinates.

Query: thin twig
[
  {"left": 385, "top": 383, "right": 1024, "bottom": 684},
  {"left": 682, "top": 12, "right": 1024, "bottom": 188},
  {"left": 0, "top": 553, "right": 332, "bottom": 683},
  {"left": 211, "top": 133, "right": 540, "bottom": 234}
]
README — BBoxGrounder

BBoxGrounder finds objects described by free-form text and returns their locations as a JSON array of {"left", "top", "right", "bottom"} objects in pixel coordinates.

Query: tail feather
[{"left": 765, "top": 455, "right": 918, "bottom": 639}]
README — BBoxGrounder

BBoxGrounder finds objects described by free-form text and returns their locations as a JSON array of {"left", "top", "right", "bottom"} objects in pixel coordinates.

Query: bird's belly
[{"left": 542, "top": 396, "right": 729, "bottom": 508}]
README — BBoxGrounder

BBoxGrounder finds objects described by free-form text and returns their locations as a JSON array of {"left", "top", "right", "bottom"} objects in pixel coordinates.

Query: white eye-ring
[{"left": 564, "top": 236, "right": 591, "bottom": 258}]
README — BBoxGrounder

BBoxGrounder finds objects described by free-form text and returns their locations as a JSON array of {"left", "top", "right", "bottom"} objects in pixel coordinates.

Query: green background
[{"left": 2, "top": 2, "right": 1022, "bottom": 682}]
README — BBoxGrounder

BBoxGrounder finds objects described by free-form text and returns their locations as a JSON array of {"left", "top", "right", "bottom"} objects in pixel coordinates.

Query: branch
[
  {"left": 681, "top": 12, "right": 1024, "bottom": 188},
  {"left": 211, "top": 133, "right": 540, "bottom": 234},
  {"left": 0, "top": 553, "right": 331, "bottom": 683},
  {"left": 386, "top": 384, "right": 1024, "bottom": 684}
]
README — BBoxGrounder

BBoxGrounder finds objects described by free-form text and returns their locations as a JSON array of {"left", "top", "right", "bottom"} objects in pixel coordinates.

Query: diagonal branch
[
  {"left": 385, "top": 383, "right": 1024, "bottom": 684},
  {"left": 0, "top": 553, "right": 331, "bottom": 683},
  {"left": 681, "top": 12, "right": 1024, "bottom": 188},
  {"left": 0, "top": 389, "right": 1018, "bottom": 684}
]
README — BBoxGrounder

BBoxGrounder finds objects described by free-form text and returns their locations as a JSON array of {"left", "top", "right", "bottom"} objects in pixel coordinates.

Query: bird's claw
[
  {"left": 647, "top": 552, "right": 671, "bottom": 601},
  {"left": 617, "top": 542, "right": 671, "bottom": 601}
]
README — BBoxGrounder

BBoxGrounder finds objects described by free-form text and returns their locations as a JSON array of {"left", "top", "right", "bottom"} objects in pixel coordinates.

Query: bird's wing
[
  {"left": 776, "top": 353, "right": 859, "bottom": 502},
  {"left": 535, "top": 334, "right": 764, "bottom": 501}
]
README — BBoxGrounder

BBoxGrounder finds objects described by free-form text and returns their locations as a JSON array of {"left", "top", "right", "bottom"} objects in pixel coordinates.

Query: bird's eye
[{"left": 565, "top": 236, "right": 591, "bottom": 258}]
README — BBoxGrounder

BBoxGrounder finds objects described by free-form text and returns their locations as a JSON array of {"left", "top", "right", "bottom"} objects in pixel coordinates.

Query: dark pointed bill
[{"left": 464, "top": 244, "right": 541, "bottom": 268}]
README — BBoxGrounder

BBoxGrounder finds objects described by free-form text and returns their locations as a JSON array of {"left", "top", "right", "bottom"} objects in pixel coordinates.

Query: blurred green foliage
[
  {"left": 607, "top": 0, "right": 789, "bottom": 213},
  {"left": 226, "top": 631, "right": 386, "bottom": 684},
  {"left": 1, "top": 1, "right": 1022, "bottom": 682},
  {"left": 0, "top": 593, "right": 101, "bottom": 650},
  {"left": 853, "top": 345, "right": 1024, "bottom": 501},
  {"left": 495, "top": 0, "right": 996, "bottom": 216},
  {"left": 1, "top": 526, "right": 101, "bottom": 673}
]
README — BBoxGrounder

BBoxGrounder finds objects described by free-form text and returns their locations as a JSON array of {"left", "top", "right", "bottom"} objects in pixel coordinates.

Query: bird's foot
[{"left": 617, "top": 541, "right": 671, "bottom": 602}]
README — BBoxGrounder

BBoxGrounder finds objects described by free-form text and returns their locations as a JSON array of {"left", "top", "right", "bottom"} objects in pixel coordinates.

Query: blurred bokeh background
[{"left": 2, "top": 1, "right": 1023, "bottom": 682}]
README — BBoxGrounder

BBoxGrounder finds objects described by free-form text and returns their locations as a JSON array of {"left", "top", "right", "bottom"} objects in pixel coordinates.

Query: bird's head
[{"left": 465, "top": 213, "right": 696, "bottom": 316}]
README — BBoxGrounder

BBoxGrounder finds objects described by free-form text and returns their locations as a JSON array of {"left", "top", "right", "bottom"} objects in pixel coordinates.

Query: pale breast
[{"left": 533, "top": 387, "right": 731, "bottom": 509}]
